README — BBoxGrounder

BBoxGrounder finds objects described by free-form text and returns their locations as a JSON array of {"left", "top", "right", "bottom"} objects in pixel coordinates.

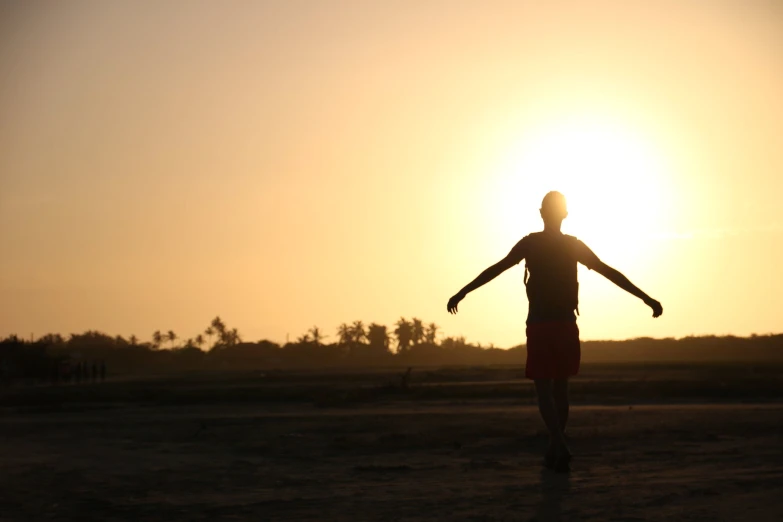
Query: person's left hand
[{"left": 447, "top": 292, "right": 465, "bottom": 314}]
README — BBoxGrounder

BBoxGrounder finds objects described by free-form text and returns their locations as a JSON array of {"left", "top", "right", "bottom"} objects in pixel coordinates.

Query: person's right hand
[
  {"left": 645, "top": 298, "right": 663, "bottom": 318},
  {"left": 447, "top": 292, "right": 465, "bottom": 314}
]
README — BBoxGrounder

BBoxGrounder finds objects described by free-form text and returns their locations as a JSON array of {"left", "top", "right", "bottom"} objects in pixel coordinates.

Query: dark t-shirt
[{"left": 506, "top": 232, "right": 601, "bottom": 324}]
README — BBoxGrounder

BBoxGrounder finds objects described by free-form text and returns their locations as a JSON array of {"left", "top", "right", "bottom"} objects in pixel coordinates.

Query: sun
[{"left": 488, "top": 116, "right": 670, "bottom": 262}]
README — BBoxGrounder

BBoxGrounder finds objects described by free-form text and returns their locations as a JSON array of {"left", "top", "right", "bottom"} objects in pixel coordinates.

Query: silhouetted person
[
  {"left": 100, "top": 360, "right": 106, "bottom": 382},
  {"left": 447, "top": 191, "right": 662, "bottom": 472},
  {"left": 91, "top": 361, "right": 97, "bottom": 383},
  {"left": 75, "top": 361, "right": 83, "bottom": 384}
]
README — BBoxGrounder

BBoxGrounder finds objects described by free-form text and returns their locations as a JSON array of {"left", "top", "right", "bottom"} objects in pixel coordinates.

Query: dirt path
[{"left": 1, "top": 402, "right": 781, "bottom": 521}]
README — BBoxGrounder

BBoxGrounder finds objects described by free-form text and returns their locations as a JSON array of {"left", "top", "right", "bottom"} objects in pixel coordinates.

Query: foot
[
  {"left": 544, "top": 444, "right": 572, "bottom": 471},
  {"left": 560, "top": 446, "right": 573, "bottom": 462},
  {"left": 553, "top": 452, "right": 571, "bottom": 473},
  {"left": 544, "top": 445, "right": 557, "bottom": 469}
]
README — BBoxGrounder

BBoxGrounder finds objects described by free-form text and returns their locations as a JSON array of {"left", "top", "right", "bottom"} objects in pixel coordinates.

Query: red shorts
[{"left": 525, "top": 321, "right": 581, "bottom": 379}]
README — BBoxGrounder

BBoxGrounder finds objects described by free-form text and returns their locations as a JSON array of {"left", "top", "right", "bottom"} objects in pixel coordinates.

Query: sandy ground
[{"left": 1, "top": 400, "right": 782, "bottom": 521}]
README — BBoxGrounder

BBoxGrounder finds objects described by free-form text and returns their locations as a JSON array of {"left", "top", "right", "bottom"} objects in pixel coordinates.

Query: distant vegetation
[{"left": 1, "top": 315, "right": 783, "bottom": 381}]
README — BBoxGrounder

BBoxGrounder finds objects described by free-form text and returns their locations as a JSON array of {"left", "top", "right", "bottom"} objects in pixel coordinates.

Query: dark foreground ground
[{"left": 1, "top": 364, "right": 782, "bottom": 521}]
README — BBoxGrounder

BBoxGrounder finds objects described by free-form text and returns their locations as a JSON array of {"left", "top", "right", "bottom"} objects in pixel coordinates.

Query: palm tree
[
  {"left": 336, "top": 323, "right": 352, "bottom": 346},
  {"left": 204, "top": 327, "right": 215, "bottom": 349},
  {"left": 167, "top": 330, "right": 177, "bottom": 349},
  {"left": 309, "top": 326, "right": 325, "bottom": 347},
  {"left": 211, "top": 317, "right": 226, "bottom": 346},
  {"left": 129, "top": 335, "right": 139, "bottom": 346},
  {"left": 425, "top": 323, "right": 439, "bottom": 344},
  {"left": 296, "top": 333, "right": 311, "bottom": 344},
  {"left": 351, "top": 320, "right": 366, "bottom": 345},
  {"left": 411, "top": 318, "right": 425, "bottom": 346},
  {"left": 152, "top": 330, "right": 163, "bottom": 350},
  {"left": 229, "top": 327, "right": 241, "bottom": 346},
  {"left": 195, "top": 334, "right": 205, "bottom": 350},
  {"left": 367, "top": 323, "right": 391, "bottom": 353},
  {"left": 393, "top": 318, "right": 413, "bottom": 353},
  {"left": 211, "top": 316, "right": 225, "bottom": 332}
]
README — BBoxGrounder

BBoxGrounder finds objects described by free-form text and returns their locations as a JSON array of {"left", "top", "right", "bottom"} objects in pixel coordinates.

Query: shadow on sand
[{"left": 531, "top": 469, "right": 571, "bottom": 521}]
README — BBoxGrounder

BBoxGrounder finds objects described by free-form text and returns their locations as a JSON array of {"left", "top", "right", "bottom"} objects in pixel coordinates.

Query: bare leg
[
  {"left": 534, "top": 380, "right": 566, "bottom": 448},
  {"left": 535, "top": 379, "right": 571, "bottom": 471},
  {"left": 552, "top": 378, "right": 572, "bottom": 465}
]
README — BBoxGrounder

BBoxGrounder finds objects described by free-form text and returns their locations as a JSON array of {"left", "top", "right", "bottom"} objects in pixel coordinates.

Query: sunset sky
[{"left": 1, "top": 1, "right": 782, "bottom": 348}]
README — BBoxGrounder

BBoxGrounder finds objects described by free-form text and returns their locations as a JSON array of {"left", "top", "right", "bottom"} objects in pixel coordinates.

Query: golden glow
[{"left": 489, "top": 116, "right": 671, "bottom": 259}]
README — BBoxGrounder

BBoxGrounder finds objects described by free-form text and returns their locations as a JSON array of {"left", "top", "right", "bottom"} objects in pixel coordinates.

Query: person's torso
[{"left": 524, "top": 232, "right": 580, "bottom": 324}]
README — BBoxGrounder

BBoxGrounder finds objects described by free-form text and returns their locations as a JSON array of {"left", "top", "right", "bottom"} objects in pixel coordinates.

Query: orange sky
[{"left": 1, "top": 1, "right": 782, "bottom": 347}]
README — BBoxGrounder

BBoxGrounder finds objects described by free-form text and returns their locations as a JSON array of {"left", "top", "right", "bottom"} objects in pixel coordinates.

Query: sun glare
[{"left": 488, "top": 117, "right": 670, "bottom": 261}]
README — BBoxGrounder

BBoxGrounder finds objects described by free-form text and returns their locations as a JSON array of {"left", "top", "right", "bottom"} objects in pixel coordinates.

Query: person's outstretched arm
[
  {"left": 447, "top": 239, "right": 527, "bottom": 314},
  {"left": 575, "top": 240, "right": 663, "bottom": 318},
  {"left": 593, "top": 261, "right": 663, "bottom": 317}
]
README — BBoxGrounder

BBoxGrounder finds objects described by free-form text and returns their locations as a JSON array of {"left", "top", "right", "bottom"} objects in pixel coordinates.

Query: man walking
[{"left": 447, "top": 191, "right": 662, "bottom": 471}]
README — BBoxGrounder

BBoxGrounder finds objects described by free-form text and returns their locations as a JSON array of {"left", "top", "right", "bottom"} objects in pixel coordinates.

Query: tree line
[
  {"left": 0, "top": 316, "right": 503, "bottom": 379},
  {"left": 2, "top": 315, "right": 783, "bottom": 382}
]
